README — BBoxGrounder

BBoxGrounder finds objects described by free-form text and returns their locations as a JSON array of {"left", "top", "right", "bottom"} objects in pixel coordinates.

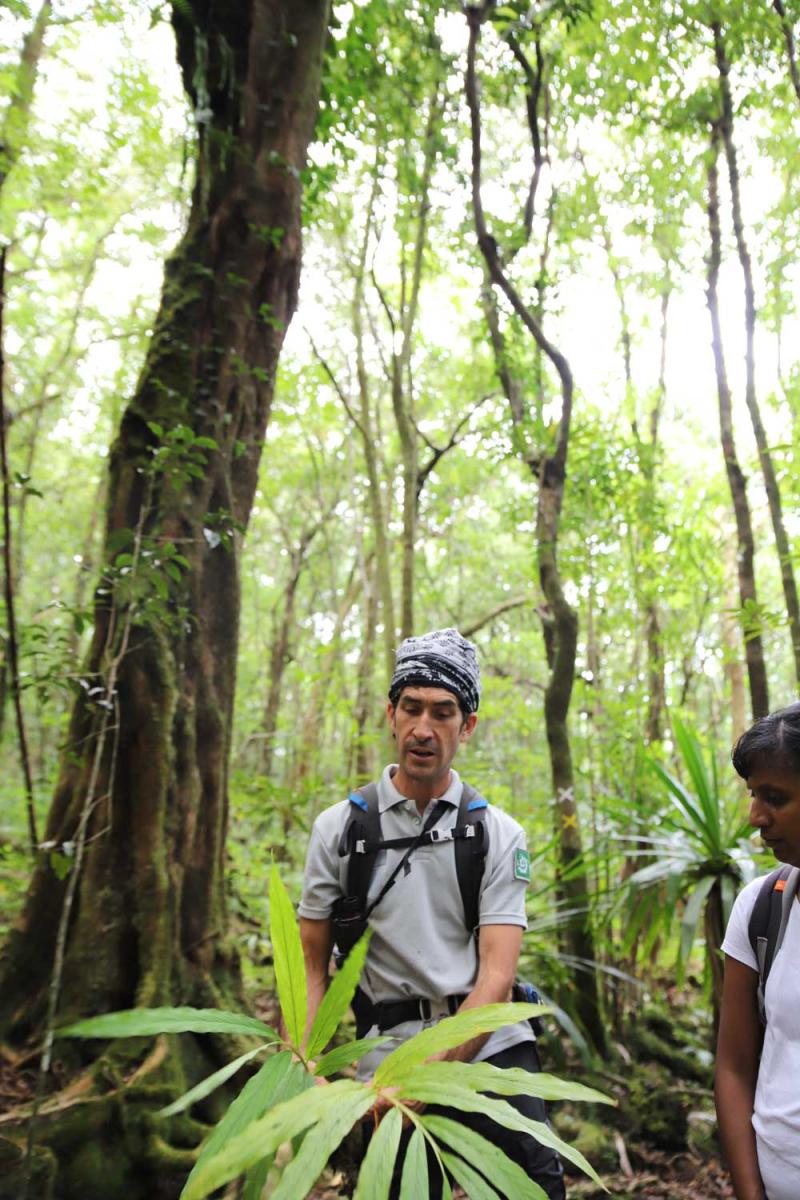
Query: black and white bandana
[{"left": 388, "top": 628, "right": 481, "bottom": 715}]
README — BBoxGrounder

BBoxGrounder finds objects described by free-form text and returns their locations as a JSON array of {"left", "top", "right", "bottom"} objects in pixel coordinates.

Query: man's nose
[
  {"left": 413, "top": 712, "right": 434, "bottom": 738},
  {"left": 749, "top": 796, "right": 769, "bottom": 829}
]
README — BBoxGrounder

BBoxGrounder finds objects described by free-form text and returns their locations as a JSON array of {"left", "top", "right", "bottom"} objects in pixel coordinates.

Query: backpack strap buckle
[{"left": 428, "top": 828, "right": 452, "bottom": 843}]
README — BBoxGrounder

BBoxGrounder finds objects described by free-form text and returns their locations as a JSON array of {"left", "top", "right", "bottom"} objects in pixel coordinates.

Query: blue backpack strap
[
  {"left": 747, "top": 865, "right": 795, "bottom": 1025},
  {"left": 454, "top": 783, "right": 489, "bottom": 934},
  {"left": 338, "top": 783, "right": 381, "bottom": 907}
]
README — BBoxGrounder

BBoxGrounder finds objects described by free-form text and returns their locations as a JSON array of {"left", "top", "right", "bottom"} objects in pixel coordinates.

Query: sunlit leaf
[
  {"left": 398, "top": 1126, "right": 427, "bottom": 1199},
  {"left": 374, "top": 1004, "right": 546, "bottom": 1086},
  {"left": 441, "top": 1151, "right": 503, "bottom": 1200},
  {"left": 269, "top": 866, "right": 307, "bottom": 1050},
  {"left": 158, "top": 1043, "right": 268, "bottom": 1117},
  {"left": 413, "top": 1086, "right": 602, "bottom": 1184},
  {"left": 181, "top": 1051, "right": 311, "bottom": 1199},
  {"left": 314, "top": 1035, "right": 389, "bottom": 1078},
  {"left": 271, "top": 1087, "right": 375, "bottom": 1200},
  {"left": 306, "top": 928, "right": 372, "bottom": 1060},
  {"left": 183, "top": 1079, "right": 369, "bottom": 1200},
  {"left": 422, "top": 1116, "right": 547, "bottom": 1200},
  {"left": 59, "top": 1006, "right": 278, "bottom": 1041},
  {"left": 353, "top": 1106, "right": 403, "bottom": 1200},
  {"left": 402, "top": 1061, "right": 612, "bottom": 1106}
]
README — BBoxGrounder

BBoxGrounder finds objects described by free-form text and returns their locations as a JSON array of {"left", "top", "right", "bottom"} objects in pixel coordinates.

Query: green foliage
[
  {"left": 62, "top": 866, "right": 607, "bottom": 1198},
  {"left": 624, "top": 718, "right": 759, "bottom": 980}
]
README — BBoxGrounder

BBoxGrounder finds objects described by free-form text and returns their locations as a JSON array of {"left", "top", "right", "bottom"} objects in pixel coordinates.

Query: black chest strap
[{"left": 747, "top": 864, "right": 800, "bottom": 1025}]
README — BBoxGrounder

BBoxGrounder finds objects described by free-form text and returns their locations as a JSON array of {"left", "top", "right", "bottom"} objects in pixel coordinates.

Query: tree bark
[
  {"left": 0, "top": 1, "right": 51, "bottom": 193},
  {"left": 705, "top": 123, "right": 770, "bottom": 720},
  {"left": 261, "top": 515, "right": 327, "bottom": 778},
  {"left": 465, "top": 4, "right": 605, "bottom": 1052},
  {"left": 713, "top": 20, "right": 800, "bottom": 689},
  {"left": 0, "top": 1, "right": 329, "bottom": 1191},
  {"left": 772, "top": 0, "right": 800, "bottom": 105}
]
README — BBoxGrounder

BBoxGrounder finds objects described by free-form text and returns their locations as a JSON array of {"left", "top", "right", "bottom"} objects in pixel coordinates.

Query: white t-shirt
[
  {"left": 299, "top": 766, "right": 534, "bottom": 1076},
  {"left": 722, "top": 875, "right": 800, "bottom": 1200}
]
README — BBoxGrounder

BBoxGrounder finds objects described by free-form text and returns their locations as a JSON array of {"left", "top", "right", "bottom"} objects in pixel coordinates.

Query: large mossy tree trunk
[{"left": 0, "top": 1, "right": 329, "bottom": 1194}]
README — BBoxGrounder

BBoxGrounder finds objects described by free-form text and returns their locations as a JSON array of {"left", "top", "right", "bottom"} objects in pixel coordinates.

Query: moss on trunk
[{"left": 0, "top": 1, "right": 330, "bottom": 1194}]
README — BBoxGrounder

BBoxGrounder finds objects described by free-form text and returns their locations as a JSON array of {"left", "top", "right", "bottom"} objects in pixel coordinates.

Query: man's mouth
[{"left": 408, "top": 746, "right": 435, "bottom": 760}]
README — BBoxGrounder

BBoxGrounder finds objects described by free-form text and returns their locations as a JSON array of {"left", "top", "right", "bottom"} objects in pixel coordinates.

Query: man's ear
[
  {"left": 460, "top": 712, "right": 478, "bottom": 742},
  {"left": 386, "top": 700, "right": 396, "bottom": 729}
]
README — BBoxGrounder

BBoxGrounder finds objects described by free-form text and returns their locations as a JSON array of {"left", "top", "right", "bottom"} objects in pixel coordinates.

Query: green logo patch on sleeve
[{"left": 513, "top": 848, "right": 531, "bottom": 883}]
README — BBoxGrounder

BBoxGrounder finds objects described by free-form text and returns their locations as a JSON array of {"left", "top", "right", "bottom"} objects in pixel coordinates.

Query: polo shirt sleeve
[
  {"left": 297, "top": 802, "right": 347, "bottom": 920},
  {"left": 721, "top": 875, "right": 761, "bottom": 971},
  {"left": 478, "top": 810, "right": 529, "bottom": 928}
]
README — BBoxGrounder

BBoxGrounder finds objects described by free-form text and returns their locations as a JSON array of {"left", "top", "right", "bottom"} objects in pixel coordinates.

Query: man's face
[
  {"left": 748, "top": 761, "right": 800, "bottom": 869},
  {"left": 387, "top": 685, "right": 477, "bottom": 792}
]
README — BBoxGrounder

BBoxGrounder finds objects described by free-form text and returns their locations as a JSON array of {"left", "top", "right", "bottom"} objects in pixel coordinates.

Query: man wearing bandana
[{"left": 299, "top": 628, "right": 566, "bottom": 1198}]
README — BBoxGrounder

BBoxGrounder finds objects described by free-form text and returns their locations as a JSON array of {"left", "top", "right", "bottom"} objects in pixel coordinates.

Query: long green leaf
[
  {"left": 183, "top": 1079, "right": 369, "bottom": 1200},
  {"left": 679, "top": 874, "right": 716, "bottom": 967},
  {"left": 271, "top": 1087, "right": 375, "bottom": 1200},
  {"left": 402, "top": 1061, "right": 612, "bottom": 1106},
  {"left": 158, "top": 1044, "right": 268, "bottom": 1117},
  {"left": 720, "top": 871, "right": 737, "bottom": 927},
  {"left": 399, "top": 1126, "right": 428, "bottom": 1200},
  {"left": 673, "top": 718, "right": 719, "bottom": 850},
  {"left": 422, "top": 1116, "right": 546, "bottom": 1200},
  {"left": 314, "top": 1036, "right": 389, "bottom": 1078},
  {"left": 306, "top": 930, "right": 372, "bottom": 1060},
  {"left": 374, "top": 1003, "right": 545, "bottom": 1086},
  {"left": 241, "top": 1159, "right": 270, "bottom": 1200},
  {"left": 269, "top": 867, "right": 307, "bottom": 1050},
  {"left": 181, "top": 1051, "right": 311, "bottom": 1199},
  {"left": 353, "top": 1106, "right": 403, "bottom": 1200},
  {"left": 410, "top": 1085, "right": 602, "bottom": 1185},
  {"left": 58, "top": 1006, "right": 278, "bottom": 1041},
  {"left": 649, "top": 759, "right": 706, "bottom": 836},
  {"left": 441, "top": 1151, "right": 503, "bottom": 1200}
]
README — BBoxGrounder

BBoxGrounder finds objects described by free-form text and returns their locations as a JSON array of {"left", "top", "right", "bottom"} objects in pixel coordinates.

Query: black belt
[{"left": 371, "top": 993, "right": 467, "bottom": 1032}]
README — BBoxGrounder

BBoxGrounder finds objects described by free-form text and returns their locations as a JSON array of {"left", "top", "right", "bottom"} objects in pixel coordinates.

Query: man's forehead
[{"left": 397, "top": 686, "right": 459, "bottom": 706}]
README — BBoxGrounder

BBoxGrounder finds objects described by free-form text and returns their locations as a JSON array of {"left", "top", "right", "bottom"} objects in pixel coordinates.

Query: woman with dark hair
[{"left": 715, "top": 702, "right": 800, "bottom": 1200}]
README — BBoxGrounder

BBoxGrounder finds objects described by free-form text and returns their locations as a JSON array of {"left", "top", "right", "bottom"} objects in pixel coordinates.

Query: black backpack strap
[
  {"left": 338, "top": 783, "right": 381, "bottom": 910},
  {"left": 747, "top": 865, "right": 799, "bottom": 1024},
  {"left": 455, "top": 783, "right": 489, "bottom": 933}
]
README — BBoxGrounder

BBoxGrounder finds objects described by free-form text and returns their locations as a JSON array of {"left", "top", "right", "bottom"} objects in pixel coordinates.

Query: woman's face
[{"left": 747, "top": 761, "right": 800, "bottom": 868}]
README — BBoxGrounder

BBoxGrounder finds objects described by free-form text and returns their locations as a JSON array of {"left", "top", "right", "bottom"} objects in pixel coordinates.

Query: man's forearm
[{"left": 438, "top": 965, "right": 514, "bottom": 1063}]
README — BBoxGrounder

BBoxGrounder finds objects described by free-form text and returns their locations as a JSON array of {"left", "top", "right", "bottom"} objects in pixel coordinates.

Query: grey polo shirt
[{"left": 299, "top": 765, "right": 534, "bottom": 1073}]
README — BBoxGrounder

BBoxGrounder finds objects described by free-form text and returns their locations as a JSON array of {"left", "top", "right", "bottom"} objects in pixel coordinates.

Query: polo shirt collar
[{"left": 378, "top": 764, "right": 462, "bottom": 814}]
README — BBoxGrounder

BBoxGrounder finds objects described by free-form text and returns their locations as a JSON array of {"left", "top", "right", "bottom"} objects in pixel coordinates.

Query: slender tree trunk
[
  {"left": 705, "top": 123, "right": 769, "bottom": 720},
  {"left": 0, "top": 0, "right": 51, "bottom": 193},
  {"left": 0, "top": 3, "right": 329, "bottom": 1192},
  {"left": 714, "top": 20, "right": 800, "bottom": 688},
  {"left": 772, "top": 0, "right": 800, "bottom": 105},
  {"left": 352, "top": 551, "right": 378, "bottom": 781},
  {"left": 722, "top": 539, "right": 748, "bottom": 745},
  {"left": 643, "top": 287, "right": 670, "bottom": 744},
  {"left": 466, "top": 4, "right": 605, "bottom": 1051},
  {"left": 261, "top": 516, "right": 327, "bottom": 778},
  {"left": 262, "top": 549, "right": 305, "bottom": 779}
]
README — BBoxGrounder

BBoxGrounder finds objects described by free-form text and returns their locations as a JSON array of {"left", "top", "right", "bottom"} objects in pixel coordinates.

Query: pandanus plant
[{"left": 623, "top": 717, "right": 761, "bottom": 1028}]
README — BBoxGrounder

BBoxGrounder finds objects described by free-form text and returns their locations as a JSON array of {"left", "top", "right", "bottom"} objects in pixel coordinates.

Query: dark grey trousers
[{"left": 380, "top": 1041, "right": 567, "bottom": 1199}]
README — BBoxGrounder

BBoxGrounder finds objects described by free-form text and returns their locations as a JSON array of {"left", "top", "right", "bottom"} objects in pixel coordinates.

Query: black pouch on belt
[{"left": 511, "top": 979, "right": 545, "bottom": 1037}]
